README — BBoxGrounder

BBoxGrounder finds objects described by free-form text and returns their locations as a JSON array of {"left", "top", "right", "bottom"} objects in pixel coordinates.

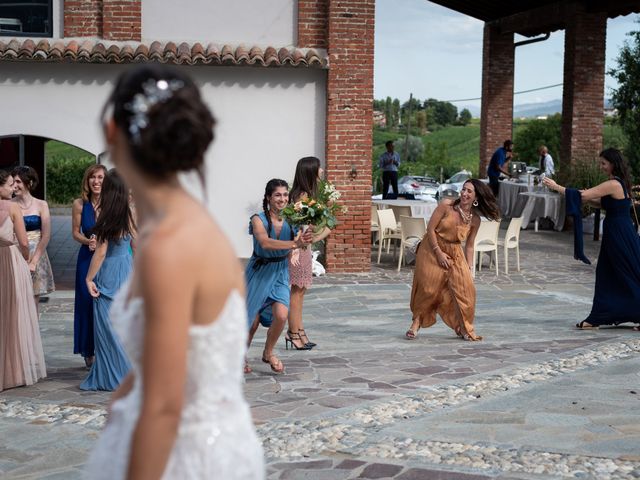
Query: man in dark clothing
[
  {"left": 487, "top": 139, "right": 513, "bottom": 197},
  {"left": 379, "top": 140, "right": 400, "bottom": 199}
]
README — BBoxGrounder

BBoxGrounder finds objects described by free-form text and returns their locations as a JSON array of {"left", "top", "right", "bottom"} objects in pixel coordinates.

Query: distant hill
[{"left": 460, "top": 98, "right": 613, "bottom": 119}]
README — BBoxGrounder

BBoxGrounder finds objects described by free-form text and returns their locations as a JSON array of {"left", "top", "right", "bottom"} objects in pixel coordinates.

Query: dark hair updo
[
  {"left": 0, "top": 169, "right": 12, "bottom": 187},
  {"left": 11, "top": 165, "right": 39, "bottom": 193},
  {"left": 104, "top": 65, "right": 215, "bottom": 183}
]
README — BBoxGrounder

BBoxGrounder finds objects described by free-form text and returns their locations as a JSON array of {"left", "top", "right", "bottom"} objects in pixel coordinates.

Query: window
[{"left": 0, "top": 1, "right": 53, "bottom": 37}]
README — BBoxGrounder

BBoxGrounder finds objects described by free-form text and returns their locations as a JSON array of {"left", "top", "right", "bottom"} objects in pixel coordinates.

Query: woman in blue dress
[
  {"left": 72, "top": 164, "right": 107, "bottom": 368},
  {"left": 80, "top": 168, "right": 134, "bottom": 391},
  {"left": 544, "top": 148, "right": 640, "bottom": 329},
  {"left": 244, "top": 179, "right": 313, "bottom": 374}
]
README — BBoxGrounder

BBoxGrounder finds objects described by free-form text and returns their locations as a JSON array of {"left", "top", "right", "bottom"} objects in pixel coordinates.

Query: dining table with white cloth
[
  {"left": 518, "top": 191, "right": 565, "bottom": 231},
  {"left": 497, "top": 180, "right": 538, "bottom": 218},
  {"left": 372, "top": 198, "right": 438, "bottom": 220}
]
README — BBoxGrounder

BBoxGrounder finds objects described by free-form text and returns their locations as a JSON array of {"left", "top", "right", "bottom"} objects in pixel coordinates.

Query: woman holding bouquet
[
  {"left": 245, "top": 179, "right": 313, "bottom": 373},
  {"left": 287, "top": 157, "right": 332, "bottom": 350},
  {"left": 406, "top": 179, "right": 500, "bottom": 341}
]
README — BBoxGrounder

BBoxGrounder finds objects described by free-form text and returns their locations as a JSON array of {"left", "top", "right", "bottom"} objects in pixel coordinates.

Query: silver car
[
  {"left": 436, "top": 170, "right": 472, "bottom": 199},
  {"left": 398, "top": 175, "right": 439, "bottom": 197}
]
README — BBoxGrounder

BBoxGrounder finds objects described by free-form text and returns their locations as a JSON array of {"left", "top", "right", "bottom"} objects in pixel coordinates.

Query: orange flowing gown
[{"left": 410, "top": 208, "right": 481, "bottom": 340}]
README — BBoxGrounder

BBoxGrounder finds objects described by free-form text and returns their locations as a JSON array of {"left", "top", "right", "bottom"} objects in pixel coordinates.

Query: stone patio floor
[{"left": 1, "top": 218, "right": 639, "bottom": 479}]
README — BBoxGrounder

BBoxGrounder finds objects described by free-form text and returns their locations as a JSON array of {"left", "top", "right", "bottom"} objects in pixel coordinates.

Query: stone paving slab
[{"left": 3, "top": 223, "right": 640, "bottom": 479}]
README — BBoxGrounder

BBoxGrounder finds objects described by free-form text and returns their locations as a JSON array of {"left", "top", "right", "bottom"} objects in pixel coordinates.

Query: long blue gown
[
  {"left": 244, "top": 212, "right": 295, "bottom": 328},
  {"left": 585, "top": 178, "right": 640, "bottom": 326},
  {"left": 80, "top": 236, "right": 132, "bottom": 391},
  {"left": 74, "top": 202, "right": 96, "bottom": 358}
]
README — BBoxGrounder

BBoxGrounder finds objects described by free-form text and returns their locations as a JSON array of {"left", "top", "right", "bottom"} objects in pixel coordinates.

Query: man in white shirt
[{"left": 539, "top": 145, "right": 555, "bottom": 176}]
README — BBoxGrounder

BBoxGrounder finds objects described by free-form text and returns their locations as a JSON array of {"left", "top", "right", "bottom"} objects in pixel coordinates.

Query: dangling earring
[{"left": 473, "top": 200, "right": 479, "bottom": 207}]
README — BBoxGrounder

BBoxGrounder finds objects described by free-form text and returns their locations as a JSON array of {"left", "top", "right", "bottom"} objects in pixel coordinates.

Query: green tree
[
  {"left": 513, "top": 114, "right": 562, "bottom": 167},
  {"left": 392, "top": 98, "right": 401, "bottom": 128},
  {"left": 415, "top": 110, "right": 427, "bottom": 132},
  {"left": 395, "top": 135, "right": 424, "bottom": 163},
  {"left": 608, "top": 20, "right": 640, "bottom": 175},
  {"left": 458, "top": 108, "right": 472, "bottom": 126},
  {"left": 384, "top": 96, "right": 393, "bottom": 128}
]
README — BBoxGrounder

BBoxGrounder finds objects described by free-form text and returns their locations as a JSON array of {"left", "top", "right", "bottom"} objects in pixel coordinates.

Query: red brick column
[
  {"left": 103, "top": 0, "right": 141, "bottom": 41},
  {"left": 325, "top": 0, "right": 375, "bottom": 272},
  {"left": 560, "top": 5, "right": 606, "bottom": 167},
  {"left": 64, "top": 0, "right": 103, "bottom": 37},
  {"left": 298, "top": 0, "right": 328, "bottom": 48},
  {"left": 479, "top": 24, "right": 514, "bottom": 177}
]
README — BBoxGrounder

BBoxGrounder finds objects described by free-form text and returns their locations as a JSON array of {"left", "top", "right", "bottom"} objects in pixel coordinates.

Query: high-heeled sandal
[
  {"left": 243, "top": 358, "right": 252, "bottom": 374},
  {"left": 576, "top": 320, "right": 598, "bottom": 330},
  {"left": 405, "top": 329, "right": 417, "bottom": 340},
  {"left": 262, "top": 353, "right": 284, "bottom": 374},
  {"left": 285, "top": 330, "right": 312, "bottom": 350},
  {"left": 298, "top": 329, "right": 316, "bottom": 348}
]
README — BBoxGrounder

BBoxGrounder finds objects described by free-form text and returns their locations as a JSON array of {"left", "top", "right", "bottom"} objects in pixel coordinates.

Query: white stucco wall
[
  {"left": 0, "top": 62, "right": 326, "bottom": 257},
  {"left": 141, "top": 0, "right": 297, "bottom": 47}
]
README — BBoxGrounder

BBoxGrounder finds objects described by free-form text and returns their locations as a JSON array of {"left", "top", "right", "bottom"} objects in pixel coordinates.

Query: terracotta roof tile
[{"left": 0, "top": 38, "right": 327, "bottom": 68}]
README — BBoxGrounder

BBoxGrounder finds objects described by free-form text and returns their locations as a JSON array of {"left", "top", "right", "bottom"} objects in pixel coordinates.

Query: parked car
[
  {"left": 398, "top": 175, "right": 439, "bottom": 197},
  {"left": 436, "top": 170, "right": 472, "bottom": 199}
]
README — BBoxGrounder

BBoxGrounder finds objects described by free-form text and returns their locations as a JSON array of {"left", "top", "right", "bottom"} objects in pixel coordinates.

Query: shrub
[{"left": 46, "top": 156, "right": 95, "bottom": 205}]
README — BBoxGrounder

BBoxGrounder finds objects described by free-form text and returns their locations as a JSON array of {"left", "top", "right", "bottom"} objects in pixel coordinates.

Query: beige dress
[
  {"left": 0, "top": 201, "right": 47, "bottom": 392},
  {"left": 410, "top": 207, "right": 481, "bottom": 340}
]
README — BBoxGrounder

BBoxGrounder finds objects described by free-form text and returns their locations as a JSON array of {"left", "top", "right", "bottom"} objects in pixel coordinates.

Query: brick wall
[
  {"left": 325, "top": 0, "right": 375, "bottom": 272},
  {"left": 560, "top": 4, "right": 606, "bottom": 166},
  {"left": 479, "top": 24, "right": 514, "bottom": 177},
  {"left": 64, "top": 0, "right": 103, "bottom": 37},
  {"left": 103, "top": 0, "right": 141, "bottom": 41},
  {"left": 298, "top": 0, "right": 328, "bottom": 48}
]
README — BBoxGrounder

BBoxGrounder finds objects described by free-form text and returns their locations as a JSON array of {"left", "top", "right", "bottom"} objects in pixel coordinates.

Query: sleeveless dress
[
  {"left": 74, "top": 201, "right": 96, "bottom": 358},
  {"left": 84, "top": 284, "right": 265, "bottom": 479},
  {"left": 584, "top": 178, "right": 640, "bottom": 326},
  {"left": 0, "top": 201, "right": 47, "bottom": 392},
  {"left": 289, "top": 247, "right": 313, "bottom": 289},
  {"left": 80, "top": 236, "right": 132, "bottom": 391},
  {"left": 244, "top": 212, "right": 295, "bottom": 328},
  {"left": 410, "top": 207, "right": 480, "bottom": 339},
  {"left": 23, "top": 214, "right": 55, "bottom": 295}
]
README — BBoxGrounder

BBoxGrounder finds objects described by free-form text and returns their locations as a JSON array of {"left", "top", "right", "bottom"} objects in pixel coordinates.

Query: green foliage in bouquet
[{"left": 280, "top": 180, "right": 344, "bottom": 232}]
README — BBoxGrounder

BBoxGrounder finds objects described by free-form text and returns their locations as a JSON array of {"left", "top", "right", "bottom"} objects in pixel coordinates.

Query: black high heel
[
  {"left": 299, "top": 329, "right": 316, "bottom": 348},
  {"left": 285, "top": 330, "right": 312, "bottom": 350}
]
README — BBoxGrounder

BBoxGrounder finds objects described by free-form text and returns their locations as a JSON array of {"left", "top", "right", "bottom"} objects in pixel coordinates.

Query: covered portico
[{"left": 429, "top": 0, "right": 640, "bottom": 173}]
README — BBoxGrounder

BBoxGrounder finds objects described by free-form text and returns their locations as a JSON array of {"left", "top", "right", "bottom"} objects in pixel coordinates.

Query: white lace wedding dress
[{"left": 84, "top": 284, "right": 265, "bottom": 479}]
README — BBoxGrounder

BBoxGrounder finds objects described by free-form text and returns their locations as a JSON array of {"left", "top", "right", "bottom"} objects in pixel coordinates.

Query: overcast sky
[{"left": 374, "top": 0, "right": 639, "bottom": 108}]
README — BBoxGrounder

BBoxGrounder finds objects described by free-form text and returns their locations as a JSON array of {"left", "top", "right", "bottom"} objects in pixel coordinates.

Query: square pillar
[
  {"left": 103, "top": 0, "right": 141, "bottom": 41},
  {"left": 560, "top": 5, "right": 607, "bottom": 167},
  {"left": 64, "top": 0, "right": 103, "bottom": 37},
  {"left": 298, "top": 0, "right": 328, "bottom": 48},
  {"left": 479, "top": 24, "right": 514, "bottom": 177},
  {"left": 325, "top": 0, "right": 375, "bottom": 272}
]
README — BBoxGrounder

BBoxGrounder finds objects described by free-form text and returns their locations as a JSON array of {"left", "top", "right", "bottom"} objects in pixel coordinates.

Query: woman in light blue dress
[
  {"left": 80, "top": 169, "right": 135, "bottom": 391},
  {"left": 244, "top": 179, "right": 313, "bottom": 374}
]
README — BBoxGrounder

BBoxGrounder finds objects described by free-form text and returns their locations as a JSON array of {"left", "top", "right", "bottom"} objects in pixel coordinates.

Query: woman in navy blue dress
[
  {"left": 244, "top": 179, "right": 313, "bottom": 374},
  {"left": 545, "top": 148, "right": 640, "bottom": 328},
  {"left": 72, "top": 164, "right": 107, "bottom": 368},
  {"left": 81, "top": 168, "right": 134, "bottom": 391}
]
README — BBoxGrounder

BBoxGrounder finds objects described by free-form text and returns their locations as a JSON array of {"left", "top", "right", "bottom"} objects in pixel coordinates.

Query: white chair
[
  {"left": 397, "top": 215, "right": 426, "bottom": 271},
  {"left": 498, "top": 216, "right": 524, "bottom": 274},
  {"left": 473, "top": 220, "right": 500, "bottom": 276},
  {"left": 370, "top": 204, "right": 380, "bottom": 245},
  {"left": 376, "top": 208, "right": 402, "bottom": 264},
  {"left": 390, "top": 205, "right": 412, "bottom": 228}
]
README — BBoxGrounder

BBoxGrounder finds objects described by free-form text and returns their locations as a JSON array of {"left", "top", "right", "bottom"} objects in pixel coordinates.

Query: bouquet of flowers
[{"left": 281, "top": 180, "right": 344, "bottom": 232}]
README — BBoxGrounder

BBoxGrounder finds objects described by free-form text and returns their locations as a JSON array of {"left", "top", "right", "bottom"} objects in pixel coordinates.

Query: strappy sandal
[
  {"left": 262, "top": 353, "right": 284, "bottom": 374},
  {"left": 243, "top": 358, "right": 252, "bottom": 374},
  {"left": 576, "top": 320, "right": 598, "bottom": 330}
]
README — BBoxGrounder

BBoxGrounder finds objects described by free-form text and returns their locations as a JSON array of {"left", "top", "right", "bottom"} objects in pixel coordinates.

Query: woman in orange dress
[{"left": 406, "top": 179, "right": 500, "bottom": 341}]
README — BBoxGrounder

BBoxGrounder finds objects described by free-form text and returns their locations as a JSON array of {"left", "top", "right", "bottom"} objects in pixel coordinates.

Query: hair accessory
[{"left": 125, "top": 78, "right": 184, "bottom": 144}]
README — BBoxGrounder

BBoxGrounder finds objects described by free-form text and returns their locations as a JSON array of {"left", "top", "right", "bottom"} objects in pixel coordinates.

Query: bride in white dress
[{"left": 84, "top": 66, "right": 264, "bottom": 479}]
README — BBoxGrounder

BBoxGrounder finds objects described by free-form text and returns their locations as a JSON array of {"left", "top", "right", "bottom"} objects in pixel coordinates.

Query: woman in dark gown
[
  {"left": 544, "top": 148, "right": 640, "bottom": 328},
  {"left": 72, "top": 164, "right": 107, "bottom": 367}
]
